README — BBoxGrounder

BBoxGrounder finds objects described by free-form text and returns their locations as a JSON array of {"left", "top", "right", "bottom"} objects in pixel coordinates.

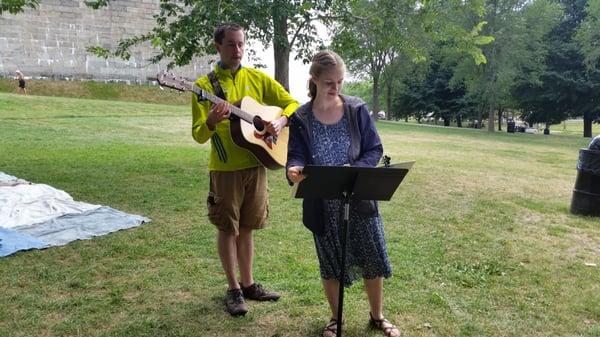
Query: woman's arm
[
  {"left": 353, "top": 105, "right": 383, "bottom": 167},
  {"left": 286, "top": 114, "right": 308, "bottom": 184}
]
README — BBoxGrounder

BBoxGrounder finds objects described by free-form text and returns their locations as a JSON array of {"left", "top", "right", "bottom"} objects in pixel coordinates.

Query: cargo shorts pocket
[{"left": 207, "top": 191, "right": 224, "bottom": 224}]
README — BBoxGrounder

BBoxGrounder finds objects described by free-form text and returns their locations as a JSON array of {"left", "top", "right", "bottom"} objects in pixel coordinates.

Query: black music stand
[{"left": 293, "top": 161, "right": 414, "bottom": 337}]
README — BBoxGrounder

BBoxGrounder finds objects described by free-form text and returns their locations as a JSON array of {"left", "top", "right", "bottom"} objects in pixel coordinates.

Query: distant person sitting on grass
[{"left": 16, "top": 70, "right": 27, "bottom": 95}]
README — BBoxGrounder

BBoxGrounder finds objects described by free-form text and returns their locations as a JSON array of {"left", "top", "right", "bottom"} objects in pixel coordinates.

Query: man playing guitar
[{"left": 191, "top": 22, "right": 299, "bottom": 316}]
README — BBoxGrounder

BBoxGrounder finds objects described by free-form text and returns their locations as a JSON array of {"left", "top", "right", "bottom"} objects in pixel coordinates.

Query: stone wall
[{"left": 0, "top": 0, "right": 212, "bottom": 83}]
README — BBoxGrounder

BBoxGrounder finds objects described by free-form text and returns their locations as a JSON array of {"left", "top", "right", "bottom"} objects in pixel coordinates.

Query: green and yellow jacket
[{"left": 192, "top": 64, "right": 299, "bottom": 171}]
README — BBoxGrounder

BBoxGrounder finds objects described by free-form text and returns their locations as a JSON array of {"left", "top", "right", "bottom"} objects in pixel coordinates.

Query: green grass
[
  {"left": 1, "top": 92, "right": 599, "bottom": 337},
  {"left": 400, "top": 117, "right": 600, "bottom": 138},
  {"left": 0, "top": 78, "right": 189, "bottom": 106},
  {"left": 549, "top": 119, "right": 600, "bottom": 136}
]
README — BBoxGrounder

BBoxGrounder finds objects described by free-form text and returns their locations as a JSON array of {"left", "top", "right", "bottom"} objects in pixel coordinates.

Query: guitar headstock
[{"left": 156, "top": 71, "right": 193, "bottom": 93}]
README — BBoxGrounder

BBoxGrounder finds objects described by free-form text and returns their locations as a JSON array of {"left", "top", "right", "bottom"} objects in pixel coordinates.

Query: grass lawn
[
  {"left": 401, "top": 118, "right": 599, "bottom": 137},
  {"left": 0, "top": 78, "right": 189, "bottom": 106},
  {"left": 549, "top": 119, "right": 600, "bottom": 137},
  {"left": 1, "top": 92, "right": 599, "bottom": 337}
]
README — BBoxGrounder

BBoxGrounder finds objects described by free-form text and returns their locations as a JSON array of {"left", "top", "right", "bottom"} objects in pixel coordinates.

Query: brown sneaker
[
  {"left": 241, "top": 283, "right": 280, "bottom": 301},
  {"left": 225, "top": 288, "right": 248, "bottom": 316}
]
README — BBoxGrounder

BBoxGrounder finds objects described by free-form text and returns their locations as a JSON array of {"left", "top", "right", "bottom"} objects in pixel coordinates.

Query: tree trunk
[
  {"left": 584, "top": 111, "right": 593, "bottom": 138},
  {"left": 457, "top": 114, "right": 462, "bottom": 128},
  {"left": 386, "top": 79, "right": 392, "bottom": 120},
  {"left": 371, "top": 71, "right": 380, "bottom": 118},
  {"left": 487, "top": 105, "right": 495, "bottom": 132},
  {"left": 498, "top": 107, "right": 503, "bottom": 131},
  {"left": 272, "top": 9, "right": 290, "bottom": 92}
]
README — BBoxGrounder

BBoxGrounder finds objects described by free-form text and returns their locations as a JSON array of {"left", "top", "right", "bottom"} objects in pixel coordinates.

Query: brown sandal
[
  {"left": 322, "top": 318, "right": 339, "bottom": 337},
  {"left": 369, "top": 313, "right": 401, "bottom": 337}
]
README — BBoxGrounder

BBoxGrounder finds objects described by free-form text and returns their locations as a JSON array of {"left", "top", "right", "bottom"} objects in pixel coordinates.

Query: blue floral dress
[{"left": 310, "top": 112, "right": 392, "bottom": 287}]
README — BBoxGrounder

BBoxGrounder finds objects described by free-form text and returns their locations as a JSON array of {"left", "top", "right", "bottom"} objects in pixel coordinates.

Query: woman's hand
[{"left": 287, "top": 166, "right": 305, "bottom": 184}]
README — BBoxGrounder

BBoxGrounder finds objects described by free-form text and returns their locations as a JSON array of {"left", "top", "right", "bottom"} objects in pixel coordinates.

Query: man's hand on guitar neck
[
  {"left": 206, "top": 101, "right": 231, "bottom": 130},
  {"left": 266, "top": 116, "right": 288, "bottom": 136}
]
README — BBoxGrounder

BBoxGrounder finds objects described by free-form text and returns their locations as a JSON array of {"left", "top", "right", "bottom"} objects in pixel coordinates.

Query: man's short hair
[{"left": 214, "top": 23, "right": 244, "bottom": 44}]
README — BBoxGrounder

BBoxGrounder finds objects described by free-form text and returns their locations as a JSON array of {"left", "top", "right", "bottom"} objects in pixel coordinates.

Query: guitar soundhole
[{"left": 253, "top": 116, "right": 265, "bottom": 134}]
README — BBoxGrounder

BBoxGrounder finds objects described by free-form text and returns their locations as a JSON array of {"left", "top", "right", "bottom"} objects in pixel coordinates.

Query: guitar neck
[{"left": 192, "top": 86, "right": 254, "bottom": 124}]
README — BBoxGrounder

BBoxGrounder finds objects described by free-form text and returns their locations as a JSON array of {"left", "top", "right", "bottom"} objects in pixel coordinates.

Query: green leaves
[
  {"left": 469, "top": 49, "right": 488, "bottom": 65},
  {"left": 330, "top": 0, "right": 492, "bottom": 113},
  {"left": 471, "top": 22, "right": 495, "bottom": 47},
  {"left": 83, "top": 0, "right": 111, "bottom": 10},
  {"left": 151, "top": 37, "right": 163, "bottom": 49},
  {"left": 0, "top": 0, "right": 39, "bottom": 15},
  {"left": 86, "top": 46, "right": 112, "bottom": 59},
  {"left": 576, "top": 0, "right": 600, "bottom": 70}
]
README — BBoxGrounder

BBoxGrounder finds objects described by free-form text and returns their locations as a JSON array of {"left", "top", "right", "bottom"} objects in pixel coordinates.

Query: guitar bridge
[{"left": 255, "top": 131, "right": 277, "bottom": 149}]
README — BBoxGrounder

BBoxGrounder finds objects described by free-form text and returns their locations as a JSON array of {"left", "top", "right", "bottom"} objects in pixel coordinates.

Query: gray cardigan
[{"left": 286, "top": 95, "right": 383, "bottom": 235}]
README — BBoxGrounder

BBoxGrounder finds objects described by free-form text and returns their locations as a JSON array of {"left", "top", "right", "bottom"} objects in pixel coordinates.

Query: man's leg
[
  {"left": 208, "top": 170, "right": 248, "bottom": 316},
  {"left": 217, "top": 230, "right": 239, "bottom": 290},
  {"left": 217, "top": 230, "right": 248, "bottom": 316},
  {"left": 238, "top": 167, "right": 279, "bottom": 301},
  {"left": 237, "top": 226, "right": 254, "bottom": 287},
  {"left": 237, "top": 226, "right": 280, "bottom": 301}
]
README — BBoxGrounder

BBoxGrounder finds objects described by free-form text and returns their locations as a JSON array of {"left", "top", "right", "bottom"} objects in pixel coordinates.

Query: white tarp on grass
[
  {"left": 0, "top": 172, "right": 150, "bottom": 257},
  {"left": 0, "top": 183, "right": 101, "bottom": 229},
  {"left": 15, "top": 206, "right": 148, "bottom": 246}
]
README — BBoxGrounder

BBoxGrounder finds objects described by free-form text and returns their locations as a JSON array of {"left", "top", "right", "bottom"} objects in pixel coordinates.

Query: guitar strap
[
  {"left": 207, "top": 71, "right": 226, "bottom": 100},
  {"left": 207, "top": 71, "right": 228, "bottom": 163}
]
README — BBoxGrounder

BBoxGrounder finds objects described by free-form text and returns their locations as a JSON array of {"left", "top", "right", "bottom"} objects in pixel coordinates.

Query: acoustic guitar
[{"left": 157, "top": 71, "right": 289, "bottom": 170}]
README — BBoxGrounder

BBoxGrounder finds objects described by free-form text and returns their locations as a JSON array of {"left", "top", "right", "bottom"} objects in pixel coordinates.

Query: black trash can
[
  {"left": 590, "top": 135, "right": 600, "bottom": 150},
  {"left": 570, "top": 148, "right": 600, "bottom": 216},
  {"left": 507, "top": 119, "right": 515, "bottom": 133}
]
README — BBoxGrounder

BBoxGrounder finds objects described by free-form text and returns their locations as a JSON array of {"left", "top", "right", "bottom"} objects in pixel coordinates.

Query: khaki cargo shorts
[{"left": 207, "top": 166, "right": 268, "bottom": 235}]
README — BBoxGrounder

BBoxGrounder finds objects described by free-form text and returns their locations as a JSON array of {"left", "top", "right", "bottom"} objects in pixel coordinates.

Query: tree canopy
[
  {"left": 85, "top": 0, "right": 336, "bottom": 91},
  {"left": 576, "top": 0, "right": 600, "bottom": 70},
  {"left": 4, "top": 0, "right": 599, "bottom": 137},
  {"left": 513, "top": 0, "right": 600, "bottom": 136},
  {"left": 330, "top": 0, "right": 492, "bottom": 115}
]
